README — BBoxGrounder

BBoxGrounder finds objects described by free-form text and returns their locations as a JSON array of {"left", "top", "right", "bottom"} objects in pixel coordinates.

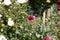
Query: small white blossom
[
  {"left": 17, "top": 0, "right": 28, "bottom": 4},
  {"left": 0, "top": 35, "right": 7, "bottom": 40},
  {"left": 0, "top": 14, "right": 2, "bottom": 18},
  {"left": 36, "top": 33, "right": 40, "bottom": 38},
  {"left": 3, "top": 0, "right": 12, "bottom": 6},
  {"left": 8, "top": 18, "right": 14, "bottom": 26}
]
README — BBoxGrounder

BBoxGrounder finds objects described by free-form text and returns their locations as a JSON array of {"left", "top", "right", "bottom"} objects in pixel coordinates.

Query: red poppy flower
[{"left": 27, "top": 15, "right": 35, "bottom": 20}]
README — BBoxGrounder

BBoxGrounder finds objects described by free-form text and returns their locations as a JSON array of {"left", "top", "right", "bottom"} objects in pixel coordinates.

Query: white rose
[
  {"left": 8, "top": 18, "right": 14, "bottom": 26},
  {"left": 17, "top": 0, "right": 28, "bottom": 4},
  {"left": 0, "top": 35, "right": 7, "bottom": 40},
  {"left": 3, "top": 0, "right": 12, "bottom": 6}
]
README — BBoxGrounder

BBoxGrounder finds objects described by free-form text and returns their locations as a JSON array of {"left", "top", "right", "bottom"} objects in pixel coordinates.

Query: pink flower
[
  {"left": 27, "top": 15, "right": 35, "bottom": 20},
  {"left": 42, "top": 35, "right": 53, "bottom": 40}
]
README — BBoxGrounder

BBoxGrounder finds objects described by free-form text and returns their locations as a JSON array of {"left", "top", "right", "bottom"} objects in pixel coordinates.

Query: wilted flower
[
  {"left": 42, "top": 35, "right": 53, "bottom": 40},
  {"left": 8, "top": 18, "right": 14, "bottom": 26},
  {"left": 27, "top": 15, "right": 35, "bottom": 20},
  {"left": 0, "top": 35, "right": 7, "bottom": 40},
  {"left": 17, "top": 0, "right": 28, "bottom": 4},
  {"left": 3, "top": 0, "right": 12, "bottom": 6}
]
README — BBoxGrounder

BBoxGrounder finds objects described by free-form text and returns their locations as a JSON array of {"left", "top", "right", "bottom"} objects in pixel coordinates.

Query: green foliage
[{"left": 0, "top": 0, "right": 60, "bottom": 40}]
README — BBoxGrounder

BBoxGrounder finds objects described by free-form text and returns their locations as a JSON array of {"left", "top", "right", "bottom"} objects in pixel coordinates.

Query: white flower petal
[
  {"left": 0, "top": 35, "right": 7, "bottom": 40},
  {"left": 3, "top": 0, "right": 11, "bottom": 5},
  {"left": 8, "top": 18, "right": 14, "bottom": 26}
]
